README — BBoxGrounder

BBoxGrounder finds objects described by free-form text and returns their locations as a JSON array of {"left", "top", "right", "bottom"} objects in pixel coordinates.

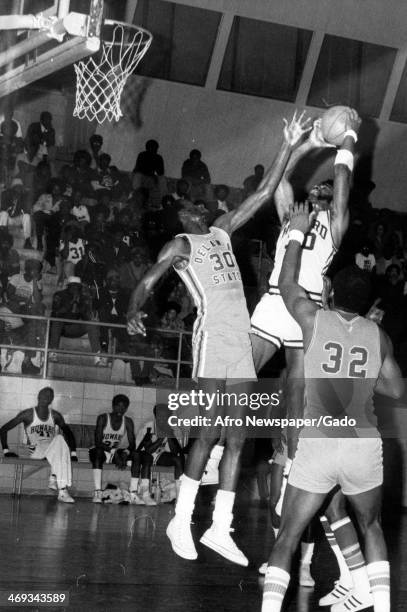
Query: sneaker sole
[
  {"left": 166, "top": 525, "right": 198, "bottom": 560},
  {"left": 200, "top": 533, "right": 248, "bottom": 566},
  {"left": 58, "top": 498, "right": 74, "bottom": 504}
]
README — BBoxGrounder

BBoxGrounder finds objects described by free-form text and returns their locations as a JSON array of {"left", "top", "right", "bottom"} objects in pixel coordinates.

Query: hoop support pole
[{"left": 0, "top": 18, "right": 67, "bottom": 69}]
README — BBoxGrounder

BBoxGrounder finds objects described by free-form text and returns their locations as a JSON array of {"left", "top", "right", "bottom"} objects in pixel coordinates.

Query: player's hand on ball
[
  {"left": 289, "top": 202, "right": 314, "bottom": 233},
  {"left": 283, "top": 110, "right": 312, "bottom": 147},
  {"left": 127, "top": 311, "right": 147, "bottom": 336},
  {"left": 344, "top": 108, "right": 361, "bottom": 135},
  {"left": 309, "top": 118, "right": 335, "bottom": 149}
]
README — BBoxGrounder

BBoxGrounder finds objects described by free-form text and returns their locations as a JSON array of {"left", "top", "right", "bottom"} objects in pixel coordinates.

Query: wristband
[
  {"left": 343, "top": 129, "right": 358, "bottom": 143},
  {"left": 288, "top": 230, "right": 305, "bottom": 245},
  {"left": 335, "top": 149, "right": 354, "bottom": 172}
]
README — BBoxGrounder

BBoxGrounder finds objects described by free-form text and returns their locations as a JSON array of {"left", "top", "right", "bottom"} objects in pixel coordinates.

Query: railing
[{"left": 0, "top": 311, "right": 193, "bottom": 389}]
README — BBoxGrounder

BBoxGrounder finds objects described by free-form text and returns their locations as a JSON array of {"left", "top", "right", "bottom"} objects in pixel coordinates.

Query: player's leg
[
  {"left": 137, "top": 450, "right": 156, "bottom": 506},
  {"left": 299, "top": 521, "right": 316, "bottom": 587},
  {"left": 283, "top": 348, "right": 304, "bottom": 459},
  {"left": 262, "top": 484, "right": 326, "bottom": 612},
  {"left": 201, "top": 427, "right": 226, "bottom": 486},
  {"left": 44, "top": 435, "right": 74, "bottom": 503},
  {"left": 344, "top": 486, "right": 388, "bottom": 612},
  {"left": 167, "top": 377, "right": 223, "bottom": 560},
  {"left": 250, "top": 292, "right": 282, "bottom": 372},
  {"left": 259, "top": 459, "right": 285, "bottom": 575},
  {"left": 156, "top": 451, "right": 184, "bottom": 500},
  {"left": 200, "top": 381, "right": 249, "bottom": 565},
  {"left": 127, "top": 450, "right": 144, "bottom": 505},
  {"left": 89, "top": 446, "right": 106, "bottom": 503},
  {"left": 319, "top": 488, "right": 353, "bottom": 606}
]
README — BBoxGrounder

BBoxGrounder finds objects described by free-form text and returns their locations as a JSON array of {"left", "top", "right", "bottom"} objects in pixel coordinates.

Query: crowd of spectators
[{"left": 1, "top": 105, "right": 407, "bottom": 379}]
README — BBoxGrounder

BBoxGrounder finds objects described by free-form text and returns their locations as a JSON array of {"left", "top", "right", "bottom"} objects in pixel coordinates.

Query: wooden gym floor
[{"left": 0, "top": 494, "right": 405, "bottom": 612}]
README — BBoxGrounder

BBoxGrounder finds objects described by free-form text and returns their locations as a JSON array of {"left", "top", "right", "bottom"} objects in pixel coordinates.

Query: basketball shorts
[
  {"left": 192, "top": 331, "right": 256, "bottom": 382},
  {"left": 288, "top": 437, "right": 383, "bottom": 496},
  {"left": 251, "top": 293, "right": 303, "bottom": 349}
]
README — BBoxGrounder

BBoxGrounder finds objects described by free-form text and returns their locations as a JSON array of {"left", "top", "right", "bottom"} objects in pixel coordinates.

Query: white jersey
[
  {"left": 25, "top": 408, "right": 57, "bottom": 448},
  {"left": 269, "top": 210, "right": 336, "bottom": 302},
  {"left": 60, "top": 239, "right": 86, "bottom": 263},
  {"left": 175, "top": 226, "right": 250, "bottom": 336},
  {"left": 102, "top": 414, "right": 126, "bottom": 450}
]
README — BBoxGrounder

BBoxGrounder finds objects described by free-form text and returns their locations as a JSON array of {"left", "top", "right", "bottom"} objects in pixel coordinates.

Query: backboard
[{"left": 0, "top": 0, "right": 104, "bottom": 99}]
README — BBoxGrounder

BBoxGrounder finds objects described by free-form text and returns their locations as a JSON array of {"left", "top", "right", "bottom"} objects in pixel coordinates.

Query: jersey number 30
[
  {"left": 209, "top": 251, "right": 235, "bottom": 271},
  {"left": 322, "top": 342, "right": 368, "bottom": 378}
]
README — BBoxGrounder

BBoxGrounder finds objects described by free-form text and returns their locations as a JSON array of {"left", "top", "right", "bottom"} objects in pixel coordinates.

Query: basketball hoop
[{"left": 73, "top": 20, "right": 152, "bottom": 124}]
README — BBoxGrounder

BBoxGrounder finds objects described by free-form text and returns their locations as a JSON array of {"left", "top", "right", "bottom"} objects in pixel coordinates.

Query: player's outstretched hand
[
  {"left": 308, "top": 118, "right": 335, "bottom": 149},
  {"left": 289, "top": 201, "right": 314, "bottom": 234},
  {"left": 283, "top": 110, "right": 312, "bottom": 148},
  {"left": 344, "top": 108, "right": 361, "bottom": 136},
  {"left": 127, "top": 311, "right": 147, "bottom": 336}
]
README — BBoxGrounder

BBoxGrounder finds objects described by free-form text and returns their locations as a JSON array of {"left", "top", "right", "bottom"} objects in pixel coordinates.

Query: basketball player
[
  {"left": 0, "top": 387, "right": 77, "bottom": 503},
  {"left": 254, "top": 110, "right": 362, "bottom": 593},
  {"left": 89, "top": 394, "right": 155, "bottom": 505},
  {"left": 127, "top": 111, "right": 312, "bottom": 565},
  {"left": 251, "top": 111, "right": 361, "bottom": 457},
  {"left": 261, "top": 203, "right": 404, "bottom": 612}
]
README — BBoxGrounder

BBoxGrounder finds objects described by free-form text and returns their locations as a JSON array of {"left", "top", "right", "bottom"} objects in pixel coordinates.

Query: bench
[{"left": 0, "top": 456, "right": 174, "bottom": 501}]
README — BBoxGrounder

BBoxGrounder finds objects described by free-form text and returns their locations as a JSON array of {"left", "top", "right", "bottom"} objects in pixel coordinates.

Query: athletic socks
[
  {"left": 367, "top": 561, "right": 390, "bottom": 612},
  {"left": 212, "top": 489, "right": 235, "bottom": 528},
  {"left": 210, "top": 444, "right": 224, "bottom": 462},
  {"left": 320, "top": 516, "right": 352, "bottom": 587},
  {"left": 262, "top": 566, "right": 290, "bottom": 612},
  {"left": 130, "top": 477, "right": 138, "bottom": 492},
  {"left": 93, "top": 468, "right": 102, "bottom": 491},
  {"left": 300, "top": 541, "right": 314, "bottom": 566},
  {"left": 174, "top": 474, "right": 200, "bottom": 519}
]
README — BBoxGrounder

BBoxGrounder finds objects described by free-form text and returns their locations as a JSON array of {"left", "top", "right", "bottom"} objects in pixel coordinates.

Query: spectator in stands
[
  {"left": 172, "top": 178, "right": 190, "bottom": 202},
  {"left": 33, "top": 177, "right": 66, "bottom": 255},
  {"left": 89, "top": 393, "right": 149, "bottom": 504},
  {"left": 119, "top": 245, "right": 151, "bottom": 291},
  {"left": 91, "top": 153, "right": 114, "bottom": 193},
  {"left": 181, "top": 149, "right": 211, "bottom": 200},
  {"left": 0, "top": 231, "right": 19, "bottom": 303},
  {"left": 104, "top": 224, "right": 131, "bottom": 267},
  {"left": 71, "top": 189, "right": 90, "bottom": 226},
  {"left": 0, "top": 178, "right": 33, "bottom": 249},
  {"left": 0, "top": 107, "right": 22, "bottom": 138},
  {"left": 75, "top": 233, "right": 107, "bottom": 299},
  {"left": 206, "top": 185, "right": 233, "bottom": 222},
  {"left": 26, "top": 111, "right": 55, "bottom": 168},
  {"left": 58, "top": 223, "right": 86, "bottom": 286},
  {"left": 168, "top": 281, "right": 194, "bottom": 320},
  {"left": 7, "top": 258, "right": 45, "bottom": 375},
  {"left": 16, "top": 141, "right": 44, "bottom": 196},
  {"left": 243, "top": 164, "right": 264, "bottom": 196},
  {"left": 134, "top": 139, "right": 165, "bottom": 179},
  {"left": 137, "top": 404, "right": 184, "bottom": 502},
  {"left": 95, "top": 267, "right": 130, "bottom": 355},
  {"left": 89, "top": 134, "right": 104, "bottom": 169},
  {"left": 49, "top": 276, "right": 104, "bottom": 366},
  {"left": 0, "top": 118, "right": 19, "bottom": 187},
  {"left": 64, "top": 150, "right": 94, "bottom": 200},
  {"left": 32, "top": 160, "right": 52, "bottom": 200},
  {"left": 110, "top": 166, "right": 132, "bottom": 203},
  {"left": 355, "top": 242, "right": 376, "bottom": 273}
]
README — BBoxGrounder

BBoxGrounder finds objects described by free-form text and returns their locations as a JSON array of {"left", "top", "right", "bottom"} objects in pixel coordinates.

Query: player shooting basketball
[{"left": 127, "top": 111, "right": 312, "bottom": 566}]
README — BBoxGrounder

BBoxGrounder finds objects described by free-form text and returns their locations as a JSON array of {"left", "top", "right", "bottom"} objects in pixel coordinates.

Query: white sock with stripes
[
  {"left": 366, "top": 561, "right": 390, "bottom": 612},
  {"left": 262, "top": 566, "right": 290, "bottom": 612},
  {"left": 320, "top": 516, "right": 352, "bottom": 587}
]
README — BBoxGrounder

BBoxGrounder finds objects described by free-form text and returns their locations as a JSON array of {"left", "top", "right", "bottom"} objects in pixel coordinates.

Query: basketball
[{"left": 320, "top": 105, "right": 353, "bottom": 146}]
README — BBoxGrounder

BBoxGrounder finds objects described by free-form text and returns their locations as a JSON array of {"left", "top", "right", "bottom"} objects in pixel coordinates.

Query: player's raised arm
[
  {"left": 274, "top": 118, "right": 334, "bottom": 223},
  {"left": 330, "top": 109, "right": 361, "bottom": 246},
  {"left": 278, "top": 202, "right": 319, "bottom": 346},
  {"left": 375, "top": 329, "right": 404, "bottom": 399},
  {"left": 215, "top": 111, "right": 312, "bottom": 235},
  {"left": 127, "top": 237, "right": 188, "bottom": 336}
]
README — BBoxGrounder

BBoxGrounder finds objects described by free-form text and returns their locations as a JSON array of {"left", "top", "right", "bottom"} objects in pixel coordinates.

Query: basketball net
[{"left": 73, "top": 22, "right": 152, "bottom": 124}]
